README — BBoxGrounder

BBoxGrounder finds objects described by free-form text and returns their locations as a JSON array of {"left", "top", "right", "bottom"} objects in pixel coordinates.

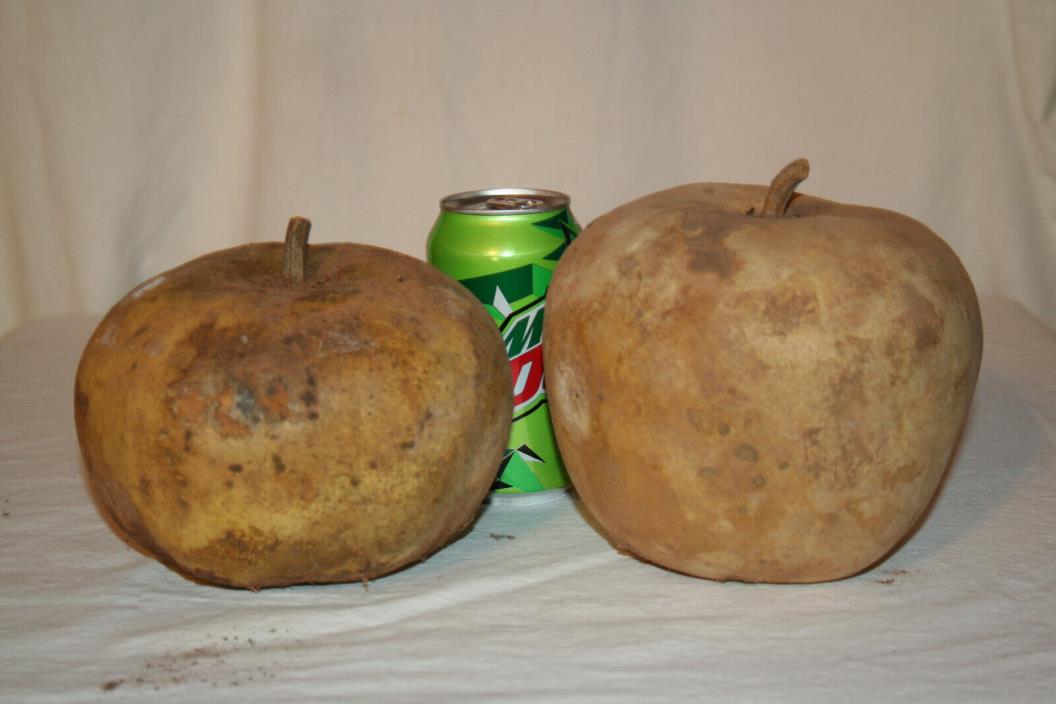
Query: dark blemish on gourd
[
  {"left": 228, "top": 464, "right": 243, "bottom": 474},
  {"left": 235, "top": 386, "right": 261, "bottom": 423},
  {"left": 778, "top": 461, "right": 790, "bottom": 470},
  {"left": 183, "top": 430, "right": 192, "bottom": 453},
  {"left": 417, "top": 409, "right": 433, "bottom": 432},
  {"left": 764, "top": 288, "right": 819, "bottom": 336},
  {"left": 272, "top": 454, "right": 285, "bottom": 473},
  {"left": 130, "top": 361, "right": 138, "bottom": 371},
  {"left": 369, "top": 459, "right": 378, "bottom": 469},
  {"left": 735, "top": 444, "right": 759, "bottom": 462},
  {"left": 680, "top": 210, "right": 743, "bottom": 278},
  {"left": 225, "top": 479, "right": 234, "bottom": 488},
  {"left": 900, "top": 283, "right": 944, "bottom": 353},
  {"left": 685, "top": 236, "right": 734, "bottom": 277},
  {"left": 399, "top": 440, "right": 415, "bottom": 450},
  {"left": 132, "top": 324, "right": 150, "bottom": 339},
  {"left": 752, "top": 474, "right": 766, "bottom": 487},
  {"left": 831, "top": 367, "right": 866, "bottom": 407},
  {"left": 300, "top": 390, "right": 317, "bottom": 406},
  {"left": 351, "top": 477, "right": 361, "bottom": 487},
  {"left": 804, "top": 428, "right": 822, "bottom": 446},
  {"left": 307, "top": 411, "right": 319, "bottom": 420},
  {"left": 718, "top": 423, "right": 730, "bottom": 436},
  {"left": 306, "top": 370, "right": 317, "bottom": 387},
  {"left": 75, "top": 391, "right": 89, "bottom": 416},
  {"left": 139, "top": 477, "right": 152, "bottom": 498},
  {"left": 915, "top": 325, "right": 941, "bottom": 350},
  {"left": 685, "top": 409, "right": 705, "bottom": 428},
  {"left": 186, "top": 320, "right": 217, "bottom": 355}
]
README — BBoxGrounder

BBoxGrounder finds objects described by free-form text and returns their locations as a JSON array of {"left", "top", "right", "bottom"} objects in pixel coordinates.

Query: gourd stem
[
  {"left": 757, "top": 159, "right": 810, "bottom": 218},
  {"left": 283, "top": 217, "right": 311, "bottom": 285}
]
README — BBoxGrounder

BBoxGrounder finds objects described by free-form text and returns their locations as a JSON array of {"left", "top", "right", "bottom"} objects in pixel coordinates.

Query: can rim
[{"left": 440, "top": 187, "right": 570, "bottom": 215}]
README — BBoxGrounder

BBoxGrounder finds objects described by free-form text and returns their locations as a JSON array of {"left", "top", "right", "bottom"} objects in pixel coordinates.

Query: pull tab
[{"left": 485, "top": 196, "right": 545, "bottom": 211}]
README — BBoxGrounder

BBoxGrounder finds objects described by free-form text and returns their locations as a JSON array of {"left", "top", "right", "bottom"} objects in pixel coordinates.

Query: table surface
[{"left": 2, "top": 297, "right": 1054, "bottom": 703}]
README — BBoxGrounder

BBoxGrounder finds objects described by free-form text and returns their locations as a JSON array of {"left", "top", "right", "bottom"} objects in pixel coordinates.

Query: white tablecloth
[{"left": 2, "top": 297, "right": 1054, "bottom": 703}]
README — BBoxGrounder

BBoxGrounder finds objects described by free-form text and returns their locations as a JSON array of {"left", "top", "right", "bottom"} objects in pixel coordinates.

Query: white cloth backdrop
[{"left": 1, "top": 0, "right": 1054, "bottom": 337}]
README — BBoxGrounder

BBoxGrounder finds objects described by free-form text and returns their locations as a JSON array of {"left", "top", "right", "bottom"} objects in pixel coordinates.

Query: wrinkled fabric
[
  {"left": 1, "top": 296, "right": 1054, "bottom": 702},
  {"left": 1, "top": 1, "right": 1054, "bottom": 337}
]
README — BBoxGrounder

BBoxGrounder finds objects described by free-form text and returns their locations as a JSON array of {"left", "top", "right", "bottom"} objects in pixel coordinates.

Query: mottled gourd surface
[
  {"left": 545, "top": 182, "right": 982, "bottom": 583},
  {"left": 75, "top": 243, "right": 511, "bottom": 589}
]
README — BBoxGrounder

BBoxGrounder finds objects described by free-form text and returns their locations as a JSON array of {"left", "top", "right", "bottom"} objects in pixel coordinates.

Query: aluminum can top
[{"left": 440, "top": 188, "right": 570, "bottom": 215}]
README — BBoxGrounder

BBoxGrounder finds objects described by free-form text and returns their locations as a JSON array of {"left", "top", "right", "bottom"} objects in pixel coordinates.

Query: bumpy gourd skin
[
  {"left": 75, "top": 243, "right": 511, "bottom": 589},
  {"left": 545, "top": 182, "right": 982, "bottom": 583}
]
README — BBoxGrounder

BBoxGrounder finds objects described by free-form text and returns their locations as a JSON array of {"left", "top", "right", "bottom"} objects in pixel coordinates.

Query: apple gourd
[
  {"left": 75, "top": 218, "right": 511, "bottom": 588},
  {"left": 545, "top": 160, "right": 982, "bottom": 583}
]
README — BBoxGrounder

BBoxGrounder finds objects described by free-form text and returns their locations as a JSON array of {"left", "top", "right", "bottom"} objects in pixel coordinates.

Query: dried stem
[
  {"left": 757, "top": 159, "right": 810, "bottom": 218},
  {"left": 283, "top": 217, "right": 312, "bottom": 285}
]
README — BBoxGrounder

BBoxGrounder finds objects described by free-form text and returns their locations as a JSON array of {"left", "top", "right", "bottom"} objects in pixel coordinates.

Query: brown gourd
[
  {"left": 544, "top": 160, "right": 982, "bottom": 583},
  {"left": 75, "top": 218, "right": 511, "bottom": 589}
]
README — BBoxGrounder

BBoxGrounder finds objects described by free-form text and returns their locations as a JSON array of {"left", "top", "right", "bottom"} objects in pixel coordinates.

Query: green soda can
[{"left": 427, "top": 188, "right": 579, "bottom": 503}]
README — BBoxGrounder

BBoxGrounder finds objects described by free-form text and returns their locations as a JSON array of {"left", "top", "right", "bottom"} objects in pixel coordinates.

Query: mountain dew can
[{"left": 428, "top": 188, "right": 579, "bottom": 502}]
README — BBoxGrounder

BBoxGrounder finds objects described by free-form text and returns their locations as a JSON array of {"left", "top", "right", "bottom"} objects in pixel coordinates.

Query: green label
[{"left": 429, "top": 207, "right": 579, "bottom": 493}]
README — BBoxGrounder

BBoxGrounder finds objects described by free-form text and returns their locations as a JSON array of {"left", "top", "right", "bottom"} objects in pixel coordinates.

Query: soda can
[{"left": 427, "top": 188, "right": 579, "bottom": 503}]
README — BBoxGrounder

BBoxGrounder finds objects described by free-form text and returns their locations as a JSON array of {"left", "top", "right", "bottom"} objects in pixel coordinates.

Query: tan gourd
[
  {"left": 545, "top": 160, "right": 982, "bottom": 582},
  {"left": 75, "top": 218, "right": 511, "bottom": 588}
]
